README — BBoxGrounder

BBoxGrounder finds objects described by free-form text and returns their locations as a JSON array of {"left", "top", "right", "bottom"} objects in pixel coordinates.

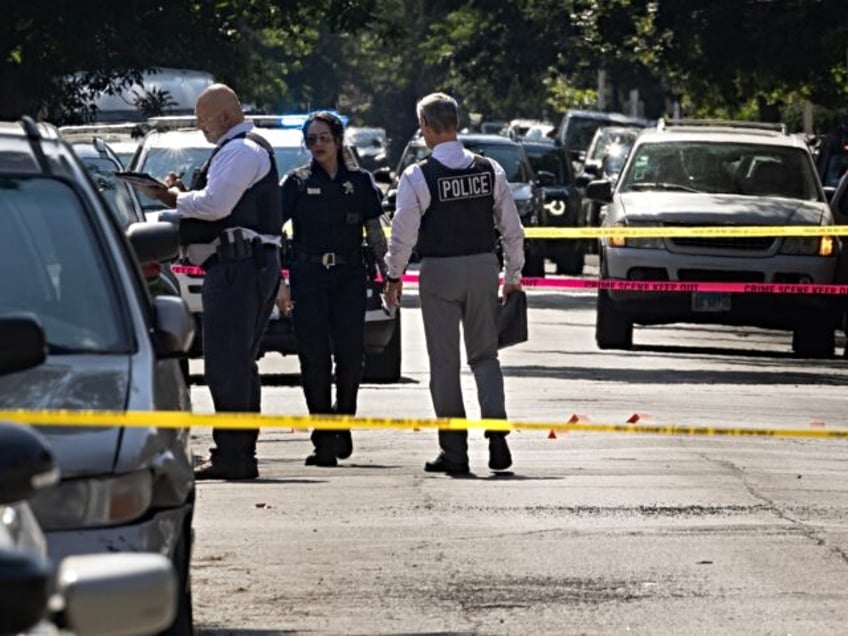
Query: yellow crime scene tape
[
  {"left": 1, "top": 409, "right": 846, "bottom": 439},
  {"left": 522, "top": 225, "right": 848, "bottom": 239},
  {"left": 381, "top": 225, "right": 848, "bottom": 239}
]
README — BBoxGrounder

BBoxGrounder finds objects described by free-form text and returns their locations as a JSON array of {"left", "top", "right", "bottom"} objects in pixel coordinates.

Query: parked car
[
  {"left": 0, "top": 315, "right": 177, "bottom": 636},
  {"left": 556, "top": 109, "right": 652, "bottom": 173},
  {"left": 379, "top": 131, "right": 547, "bottom": 277},
  {"left": 814, "top": 122, "right": 848, "bottom": 191},
  {"left": 59, "top": 122, "right": 144, "bottom": 167},
  {"left": 131, "top": 115, "right": 401, "bottom": 382},
  {"left": 521, "top": 138, "right": 585, "bottom": 274},
  {"left": 587, "top": 118, "right": 840, "bottom": 356},
  {"left": 577, "top": 126, "right": 641, "bottom": 255},
  {"left": 0, "top": 117, "right": 196, "bottom": 634},
  {"left": 346, "top": 126, "right": 389, "bottom": 172}
]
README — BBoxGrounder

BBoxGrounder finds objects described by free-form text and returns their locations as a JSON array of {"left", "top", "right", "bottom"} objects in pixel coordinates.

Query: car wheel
[
  {"left": 522, "top": 241, "right": 546, "bottom": 278},
  {"left": 363, "top": 310, "right": 401, "bottom": 383},
  {"left": 792, "top": 322, "right": 834, "bottom": 358},
  {"left": 596, "top": 289, "right": 632, "bottom": 349},
  {"left": 159, "top": 515, "right": 194, "bottom": 636},
  {"left": 555, "top": 251, "right": 585, "bottom": 275}
]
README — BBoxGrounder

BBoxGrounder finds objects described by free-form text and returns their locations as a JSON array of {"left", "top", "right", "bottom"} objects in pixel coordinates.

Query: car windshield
[
  {"left": 78, "top": 155, "right": 141, "bottom": 227},
  {"left": 565, "top": 118, "right": 607, "bottom": 152},
  {"left": 0, "top": 177, "right": 129, "bottom": 353},
  {"left": 137, "top": 145, "right": 310, "bottom": 209},
  {"left": 590, "top": 130, "right": 638, "bottom": 162},
  {"left": 619, "top": 141, "right": 821, "bottom": 200}
]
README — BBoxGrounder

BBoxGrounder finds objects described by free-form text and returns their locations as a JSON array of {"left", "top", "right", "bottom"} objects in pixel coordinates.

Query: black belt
[
  {"left": 203, "top": 242, "right": 278, "bottom": 269},
  {"left": 294, "top": 250, "right": 360, "bottom": 269}
]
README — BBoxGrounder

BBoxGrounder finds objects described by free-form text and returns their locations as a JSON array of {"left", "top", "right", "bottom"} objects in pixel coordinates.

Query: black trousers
[
  {"left": 290, "top": 262, "right": 367, "bottom": 449},
  {"left": 202, "top": 248, "right": 281, "bottom": 461}
]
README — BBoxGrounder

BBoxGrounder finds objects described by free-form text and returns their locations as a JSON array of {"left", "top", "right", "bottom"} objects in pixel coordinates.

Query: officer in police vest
[
  {"left": 281, "top": 111, "right": 386, "bottom": 467},
  {"left": 142, "top": 83, "right": 282, "bottom": 480},
  {"left": 385, "top": 92, "right": 525, "bottom": 475}
]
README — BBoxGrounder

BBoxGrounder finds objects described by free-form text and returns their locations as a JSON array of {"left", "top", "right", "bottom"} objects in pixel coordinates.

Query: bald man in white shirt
[{"left": 145, "top": 84, "right": 282, "bottom": 480}]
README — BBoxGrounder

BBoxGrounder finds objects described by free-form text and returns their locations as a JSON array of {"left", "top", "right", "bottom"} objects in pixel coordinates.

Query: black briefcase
[{"left": 497, "top": 290, "right": 528, "bottom": 349}]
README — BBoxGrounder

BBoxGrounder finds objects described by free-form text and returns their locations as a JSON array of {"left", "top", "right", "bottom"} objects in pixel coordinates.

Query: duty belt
[{"left": 295, "top": 250, "right": 361, "bottom": 269}]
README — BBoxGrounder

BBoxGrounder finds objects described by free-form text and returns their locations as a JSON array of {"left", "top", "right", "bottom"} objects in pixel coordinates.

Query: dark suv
[
  {"left": 521, "top": 138, "right": 584, "bottom": 274},
  {"left": 556, "top": 109, "right": 652, "bottom": 173},
  {"left": 380, "top": 132, "right": 547, "bottom": 277}
]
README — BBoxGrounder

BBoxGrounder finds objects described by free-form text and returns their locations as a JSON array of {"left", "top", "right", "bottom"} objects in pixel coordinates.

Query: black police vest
[
  {"left": 178, "top": 132, "right": 283, "bottom": 245},
  {"left": 416, "top": 155, "right": 497, "bottom": 258},
  {"left": 288, "top": 163, "right": 369, "bottom": 257}
]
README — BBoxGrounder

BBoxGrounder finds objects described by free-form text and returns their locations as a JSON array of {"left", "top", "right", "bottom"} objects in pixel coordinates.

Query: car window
[
  {"left": 0, "top": 177, "right": 129, "bottom": 353},
  {"left": 79, "top": 155, "right": 141, "bottom": 227},
  {"left": 620, "top": 141, "right": 820, "bottom": 199},
  {"left": 398, "top": 142, "right": 432, "bottom": 173},
  {"left": 463, "top": 143, "right": 527, "bottom": 182},
  {"left": 525, "top": 146, "right": 566, "bottom": 183}
]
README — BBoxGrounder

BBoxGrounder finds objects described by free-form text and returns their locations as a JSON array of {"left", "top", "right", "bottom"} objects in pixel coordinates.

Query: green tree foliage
[{"left": 5, "top": 0, "right": 848, "bottom": 136}]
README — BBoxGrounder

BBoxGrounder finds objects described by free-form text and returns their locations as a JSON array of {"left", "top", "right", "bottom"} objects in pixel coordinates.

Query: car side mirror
[
  {"left": 56, "top": 553, "right": 177, "bottom": 636},
  {"left": 583, "top": 163, "right": 600, "bottom": 177},
  {"left": 575, "top": 173, "right": 592, "bottom": 188},
  {"left": 0, "top": 422, "right": 57, "bottom": 505},
  {"left": 535, "top": 170, "right": 557, "bottom": 187},
  {"left": 127, "top": 221, "right": 179, "bottom": 264},
  {"left": 372, "top": 167, "right": 394, "bottom": 184},
  {"left": 151, "top": 295, "right": 195, "bottom": 357},
  {"left": 0, "top": 314, "right": 47, "bottom": 376},
  {"left": 0, "top": 547, "right": 51, "bottom": 634},
  {"left": 585, "top": 179, "right": 613, "bottom": 203}
]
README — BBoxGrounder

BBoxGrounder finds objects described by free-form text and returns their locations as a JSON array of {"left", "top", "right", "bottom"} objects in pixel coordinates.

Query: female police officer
[{"left": 281, "top": 111, "right": 387, "bottom": 467}]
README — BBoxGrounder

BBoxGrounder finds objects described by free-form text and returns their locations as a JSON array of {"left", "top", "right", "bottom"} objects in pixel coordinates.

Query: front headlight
[
  {"left": 780, "top": 235, "right": 835, "bottom": 256},
  {"left": 608, "top": 223, "right": 664, "bottom": 249},
  {"left": 29, "top": 470, "right": 153, "bottom": 531}
]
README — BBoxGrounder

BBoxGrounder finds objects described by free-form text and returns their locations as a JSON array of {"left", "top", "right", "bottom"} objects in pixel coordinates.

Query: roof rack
[
  {"left": 20, "top": 116, "right": 51, "bottom": 174},
  {"left": 656, "top": 118, "right": 787, "bottom": 135},
  {"left": 146, "top": 111, "right": 350, "bottom": 132}
]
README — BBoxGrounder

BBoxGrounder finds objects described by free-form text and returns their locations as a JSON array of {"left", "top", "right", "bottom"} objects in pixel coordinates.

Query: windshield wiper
[{"left": 628, "top": 182, "right": 701, "bottom": 193}]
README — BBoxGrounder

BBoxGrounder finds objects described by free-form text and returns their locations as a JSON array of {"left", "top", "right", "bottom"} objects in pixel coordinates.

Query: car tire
[
  {"left": 159, "top": 513, "right": 194, "bottom": 636},
  {"left": 363, "top": 310, "right": 401, "bottom": 383},
  {"left": 596, "top": 289, "right": 632, "bottom": 349},
  {"left": 555, "top": 251, "right": 585, "bottom": 275},
  {"left": 522, "top": 241, "right": 546, "bottom": 278},
  {"left": 792, "top": 322, "right": 834, "bottom": 358}
]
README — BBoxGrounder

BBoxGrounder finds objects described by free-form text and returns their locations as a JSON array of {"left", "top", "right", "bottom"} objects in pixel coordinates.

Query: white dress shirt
[
  {"left": 385, "top": 140, "right": 525, "bottom": 284},
  {"left": 176, "top": 121, "right": 281, "bottom": 264}
]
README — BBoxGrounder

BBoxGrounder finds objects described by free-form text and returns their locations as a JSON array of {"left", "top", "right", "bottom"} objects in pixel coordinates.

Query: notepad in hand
[{"left": 114, "top": 171, "right": 168, "bottom": 189}]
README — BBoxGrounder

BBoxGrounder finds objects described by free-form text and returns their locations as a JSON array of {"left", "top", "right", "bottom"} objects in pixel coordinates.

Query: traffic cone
[{"left": 547, "top": 429, "right": 557, "bottom": 439}]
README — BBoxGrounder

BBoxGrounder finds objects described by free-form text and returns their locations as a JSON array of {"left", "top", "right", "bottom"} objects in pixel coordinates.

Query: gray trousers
[{"left": 419, "top": 252, "right": 506, "bottom": 462}]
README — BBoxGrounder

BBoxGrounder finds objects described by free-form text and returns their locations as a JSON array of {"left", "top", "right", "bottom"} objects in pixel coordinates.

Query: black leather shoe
[
  {"left": 334, "top": 431, "right": 353, "bottom": 459},
  {"left": 305, "top": 450, "right": 338, "bottom": 467},
  {"left": 424, "top": 453, "right": 470, "bottom": 476},
  {"left": 194, "top": 459, "right": 258, "bottom": 481},
  {"left": 488, "top": 434, "right": 512, "bottom": 471}
]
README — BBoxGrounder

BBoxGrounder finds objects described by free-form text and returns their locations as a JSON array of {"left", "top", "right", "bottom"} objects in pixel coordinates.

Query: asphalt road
[{"left": 187, "top": 269, "right": 848, "bottom": 635}]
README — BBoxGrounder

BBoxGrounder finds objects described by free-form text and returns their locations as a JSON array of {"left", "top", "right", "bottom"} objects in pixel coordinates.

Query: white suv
[
  {"left": 587, "top": 119, "right": 840, "bottom": 356},
  {"left": 132, "top": 118, "right": 401, "bottom": 381}
]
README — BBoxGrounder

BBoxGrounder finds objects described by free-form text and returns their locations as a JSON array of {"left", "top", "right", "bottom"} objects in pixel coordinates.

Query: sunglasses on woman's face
[{"left": 305, "top": 133, "right": 334, "bottom": 147}]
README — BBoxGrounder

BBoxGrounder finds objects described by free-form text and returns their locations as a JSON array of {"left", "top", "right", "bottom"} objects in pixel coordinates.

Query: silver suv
[{"left": 587, "top": 119, "right": 840, "bottom": 356}]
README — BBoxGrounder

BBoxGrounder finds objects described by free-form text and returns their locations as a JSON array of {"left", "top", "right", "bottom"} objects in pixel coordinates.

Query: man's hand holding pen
[{"left": 139, "top": 171, "right": 185, "bottom": 208}]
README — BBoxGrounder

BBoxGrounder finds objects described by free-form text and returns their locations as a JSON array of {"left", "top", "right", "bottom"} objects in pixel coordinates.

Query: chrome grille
[{"left": 670, "top": 236, "right": 776, "bottom": 250}]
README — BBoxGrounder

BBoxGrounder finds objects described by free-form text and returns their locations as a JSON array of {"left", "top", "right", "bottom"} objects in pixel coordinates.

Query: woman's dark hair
[{"left": 302, "top": 111, "right": 348, "bottom": 168}]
